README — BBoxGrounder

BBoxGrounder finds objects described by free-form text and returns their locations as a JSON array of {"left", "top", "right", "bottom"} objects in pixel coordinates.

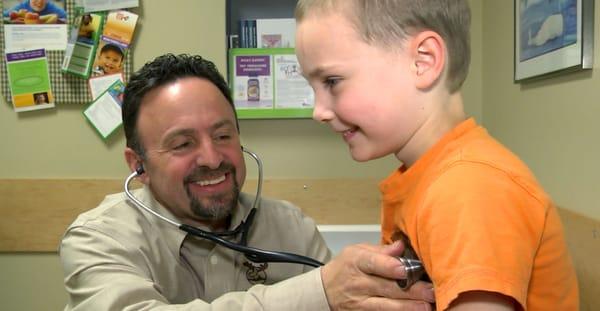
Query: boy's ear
[
  {"left": 124, "top": 147, "right": 149, "bottom": 185},
  {"left": 409, "top": 31, "right": 446, "bottom": 90}
]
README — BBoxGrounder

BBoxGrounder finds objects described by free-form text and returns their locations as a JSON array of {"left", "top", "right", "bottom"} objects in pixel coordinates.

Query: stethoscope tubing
[{"left": 124, "top": 147, "right": 324, "bottom": 268}]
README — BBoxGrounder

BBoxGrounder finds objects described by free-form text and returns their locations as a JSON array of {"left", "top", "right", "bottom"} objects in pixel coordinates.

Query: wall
[{"left": 482, "top": 1, "right": 600, "bottom": 221}]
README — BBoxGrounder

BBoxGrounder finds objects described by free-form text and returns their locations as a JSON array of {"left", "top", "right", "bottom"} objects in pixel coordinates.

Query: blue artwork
[{"left": 519, "top": 0, "right": 577, "bottom": 61}]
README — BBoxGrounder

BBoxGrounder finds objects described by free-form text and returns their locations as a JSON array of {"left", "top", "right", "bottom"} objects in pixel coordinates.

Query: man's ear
[
  {"left": 408, "top": 30, "right": 446, "bottom": 90},
  {"left": 124, "top": 147, "right": 149, "bottom": 184}
]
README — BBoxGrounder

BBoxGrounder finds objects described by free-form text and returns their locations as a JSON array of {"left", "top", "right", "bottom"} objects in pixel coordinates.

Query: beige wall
[
  {"left": 2, "top": 0, "right": 597, "bottom": 309},
  {"left": 482, "top": 1, "right": 600, "bottom": 221}
]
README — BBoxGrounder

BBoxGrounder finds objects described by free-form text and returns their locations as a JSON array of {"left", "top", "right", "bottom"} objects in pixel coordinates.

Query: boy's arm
[{"left": 447, "top": 290, "right": 516, "bottom": 311}]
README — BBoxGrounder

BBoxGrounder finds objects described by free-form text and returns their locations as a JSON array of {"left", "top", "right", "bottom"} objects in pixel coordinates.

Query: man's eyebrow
[
  {"left": 162, "top": 128, "right": 195, "bottom": 144},
  {"left": 162, "top": 119, "right": 236, "bottom": 143}
]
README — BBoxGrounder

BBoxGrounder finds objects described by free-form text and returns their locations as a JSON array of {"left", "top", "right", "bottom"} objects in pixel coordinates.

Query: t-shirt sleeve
[{"left": 417, "top": 163, "right": 547, "bottom": 310}]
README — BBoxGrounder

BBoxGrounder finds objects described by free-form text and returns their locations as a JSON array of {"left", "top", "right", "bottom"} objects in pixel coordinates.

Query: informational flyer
[
  {"left": 91, "top": 10, "right": 138, "bottom": 78},
  {"left": 273, "top": 54, "right": 314, "bottom": 108},
  {"left": 83, "top": 79, "right": 125, "bottom": 138},
  {"left": 5, "top": 49, "right": 55, "bottom": 112},
  {"left": 83, "top": 0, "right": 139, "bottom": 12},
  {"left": 61, "top": 7, "right": 104, "bottom": 78},
  {"left": 2, "top": 0, "right": 68, "bottom": 51},
  {"left": 232, "top": 55, "right": 273, "bottom": 109},
  {"left": 88, "top": 72, "right": 123, "bottom": 100}
]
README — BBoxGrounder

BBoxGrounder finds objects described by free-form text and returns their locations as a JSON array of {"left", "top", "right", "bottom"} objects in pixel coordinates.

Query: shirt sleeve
[
  {"left": 60, "top": 225, "right": 330, "bottom": 311},
  {"left": 417, "top": 163, "right": 547, "bottom": 310}
]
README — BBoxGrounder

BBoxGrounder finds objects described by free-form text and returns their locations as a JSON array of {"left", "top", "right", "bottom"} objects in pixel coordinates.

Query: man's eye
[
  {"left": 215, "top": 134, "right": 231, "bottom": 141},
  {"left": 173, "top": 141, "right": 191, "bottom": 150}
]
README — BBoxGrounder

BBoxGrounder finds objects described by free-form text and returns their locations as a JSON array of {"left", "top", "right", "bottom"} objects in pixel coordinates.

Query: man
[{"left": 60, "top": 54, "right": 435, "bottom": 310}]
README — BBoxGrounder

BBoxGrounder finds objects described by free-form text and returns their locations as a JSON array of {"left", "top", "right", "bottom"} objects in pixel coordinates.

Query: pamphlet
[
  {"left": 273, "top": 54, "right": 314, "bottom": 108},
  {"left": 5, "top": 49, "right": 55, "bottom": 112},
  {"left": 83, "top": 79, "right": 125, "bottom": 138},
  {"left": 2, "top": 0, "right": 68, "bottom": 51},
  {"left": 232, "top": 55, "right": 273, "bottom": 109},
  {"left": 88, "top": 72, "right": 123, "bottom": 100},
  {"left": 91, "top": 10, "right": 138, "bottom": 78},
  {"left": 61, "top": 7, "right": 104, "bottom": 78},
  {"left": 83, "top": 0, "right": 139, "bottom": 12}
]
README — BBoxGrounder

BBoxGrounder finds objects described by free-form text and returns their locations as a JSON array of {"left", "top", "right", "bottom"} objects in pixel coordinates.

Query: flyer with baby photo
[
  {"left": 91, "top": 10, "right": 137, "bottom": 78},
  {"left": 5, "top": 49, "right": 55, "bottom": 112}
]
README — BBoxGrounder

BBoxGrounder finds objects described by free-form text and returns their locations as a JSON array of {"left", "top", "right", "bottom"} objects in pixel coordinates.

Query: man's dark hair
[
  {"left": 100, "top": 43, "right": 124, "bottom": 60},
  {"left": 122, "top": 54, "right": 236, "bottom": 160}
]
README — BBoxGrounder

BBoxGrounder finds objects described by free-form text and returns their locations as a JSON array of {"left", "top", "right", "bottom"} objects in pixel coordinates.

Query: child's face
[
  {"left": 297, "top": 12, "right": 428, "bottom": 162},
  {"left": 99, "top": 50, "right": 123, "bottom": 74}
]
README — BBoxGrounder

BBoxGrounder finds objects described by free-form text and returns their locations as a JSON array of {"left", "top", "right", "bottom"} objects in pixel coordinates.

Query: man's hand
[{"left": 321, "top": 242, "right": 435, "bottom": 310}]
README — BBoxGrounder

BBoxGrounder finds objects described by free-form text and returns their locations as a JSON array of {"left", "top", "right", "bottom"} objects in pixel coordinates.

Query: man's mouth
[{"left": 194, "top": 175, "right": 226, "bottom": 186}]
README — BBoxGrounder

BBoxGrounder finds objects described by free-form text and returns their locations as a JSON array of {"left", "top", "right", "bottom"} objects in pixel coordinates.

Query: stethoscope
[
  {"left": 124, "top": 147, "right": 323, "bottom": 268},
  {"left": 124, "top": 147, "right": 424, "bottom": 288}
]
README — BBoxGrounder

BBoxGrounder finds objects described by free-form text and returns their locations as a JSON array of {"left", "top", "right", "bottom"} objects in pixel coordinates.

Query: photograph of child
[
  {"left": 33, "top": 92, "right": 49, "bottom": 105},
  {"left": 3, "top": 0, "right": 66, "bottom": 24},
  {"left": 92, "top": 41, "right": 124, "bottom": 77}
]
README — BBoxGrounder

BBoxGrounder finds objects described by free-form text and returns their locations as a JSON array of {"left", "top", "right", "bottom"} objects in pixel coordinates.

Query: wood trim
[{"left": 0, "top": 179, "right": 381, "bottom": 252}]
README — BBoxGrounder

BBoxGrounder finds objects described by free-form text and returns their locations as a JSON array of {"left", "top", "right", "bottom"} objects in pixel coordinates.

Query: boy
[
  {"left": 92, "top": 43, "right": 124, "bottom": 76},
  {"left": 295, "top": 1, "right": 578, "bottom": 310}
]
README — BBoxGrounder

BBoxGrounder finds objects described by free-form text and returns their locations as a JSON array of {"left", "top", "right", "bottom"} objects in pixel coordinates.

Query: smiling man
[{"left": 59, "top": 54, "right": 435, "bottom": 311}]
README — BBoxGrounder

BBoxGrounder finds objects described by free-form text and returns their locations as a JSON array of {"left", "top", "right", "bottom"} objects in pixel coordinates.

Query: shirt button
[{"left": 210, "top": 255, "right": 218, "bottom": 265}]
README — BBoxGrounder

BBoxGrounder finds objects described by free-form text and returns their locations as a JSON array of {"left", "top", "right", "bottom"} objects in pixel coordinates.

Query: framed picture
[{"left": 514, "top": 0, "right": 594, "bottom": 82}]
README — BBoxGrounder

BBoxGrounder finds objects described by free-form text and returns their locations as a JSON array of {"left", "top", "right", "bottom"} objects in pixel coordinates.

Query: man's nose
[{"left": 195, "top": 142, "right": 223, "bottom": 169}]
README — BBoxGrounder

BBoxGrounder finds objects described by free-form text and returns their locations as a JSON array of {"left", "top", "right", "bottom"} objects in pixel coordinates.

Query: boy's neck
[{"left": 396, "top": 92, "right": 466, "bottom": 167}]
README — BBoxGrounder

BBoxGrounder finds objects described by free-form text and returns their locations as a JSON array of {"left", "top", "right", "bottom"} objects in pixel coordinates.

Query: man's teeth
[{"left": 195, "top": 175, "right": 226, "bottom": 186}]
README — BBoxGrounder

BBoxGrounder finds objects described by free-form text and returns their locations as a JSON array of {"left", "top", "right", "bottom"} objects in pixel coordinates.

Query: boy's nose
[{"left": 312, "top": 100, "right": 334, "bottom": 123}]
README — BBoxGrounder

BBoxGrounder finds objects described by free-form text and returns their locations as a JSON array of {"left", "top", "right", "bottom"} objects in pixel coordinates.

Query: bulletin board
[{"left": 0, "top": 0, "right": 132, "bottom": 105}]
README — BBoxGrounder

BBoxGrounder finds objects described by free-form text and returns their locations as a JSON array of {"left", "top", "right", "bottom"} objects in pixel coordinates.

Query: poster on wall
[
  {"left": 2, "top": 0, "right": 68, "bottom": 51},
  {"left": 232, "top": 54, "right": 274, "bottom": 109},
  {"left": 229, "top": 48, "right": 314, "bottom": 119},
  {"left": 5, "top": 49, "right": 55, "bottom": 112}
]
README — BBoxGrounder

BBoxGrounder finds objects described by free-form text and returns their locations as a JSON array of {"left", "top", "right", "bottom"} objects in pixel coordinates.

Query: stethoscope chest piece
[{"left": 396, "top": 257, "right": 424, "bottom": 290}]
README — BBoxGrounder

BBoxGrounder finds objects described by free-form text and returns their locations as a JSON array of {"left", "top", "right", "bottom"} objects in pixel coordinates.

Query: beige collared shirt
[{"left": 60, "top": 186, "right": 332, "bottom": 310}]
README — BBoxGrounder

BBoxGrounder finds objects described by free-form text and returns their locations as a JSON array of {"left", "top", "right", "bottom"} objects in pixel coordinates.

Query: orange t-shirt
[{"left": 380, "top": 118, "right": 578, "bottom": 310}]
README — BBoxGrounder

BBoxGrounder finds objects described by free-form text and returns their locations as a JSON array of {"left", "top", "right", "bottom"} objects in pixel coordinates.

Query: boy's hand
[{"left": 322, "top": 242, "right": 435, "bottom": 310}]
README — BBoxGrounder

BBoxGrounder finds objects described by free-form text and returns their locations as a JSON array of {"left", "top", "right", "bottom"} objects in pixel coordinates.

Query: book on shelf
[{"left": 236, "top": 18, "right": 296, "bottom": 49}]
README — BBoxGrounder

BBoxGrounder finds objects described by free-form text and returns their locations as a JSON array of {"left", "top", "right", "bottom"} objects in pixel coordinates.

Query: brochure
[
  {"left": 232, "top": 54, "right": 273, "bottom": 109},
  {"left": 61, "top": 7, "right": 104, "bottom": 78},
  {"left": 88, "top": 72, "right": 123, "bottom": 100},
  {"left": 83, "top": 0, "right": 139, "bottom": 12},
  {"left": 5, "top": 49, "right": 55, "bottom": 112},
  {"left": 2, "top": 0, "right": 68, "bottom": 51},
  {"left": 91, "top": 10, "right": 138, "bottom": 78},
  {"left": 83, "top": 79, "right": 125, "bottom": 139}
]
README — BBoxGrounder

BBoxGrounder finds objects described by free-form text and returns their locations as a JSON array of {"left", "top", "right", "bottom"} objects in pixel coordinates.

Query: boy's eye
[{"left": 323, "top": 77, "right": 341, "bottom": 88}]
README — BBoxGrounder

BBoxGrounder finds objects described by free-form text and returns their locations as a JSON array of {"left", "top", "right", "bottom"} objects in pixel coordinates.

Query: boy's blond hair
[{"left": 295, "top": 0, "right": 471, "bottom": 93}]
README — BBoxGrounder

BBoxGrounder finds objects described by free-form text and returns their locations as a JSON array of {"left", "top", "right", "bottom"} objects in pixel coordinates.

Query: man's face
[
  {"left": 29, "top": 0, "right": 48, "bottom": 12},
  {"left": 134, "top": 77, "right": 246, "bottom": 229},
  {"left": 99, "top": 50, "right": 123, "bottom": 74}
]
